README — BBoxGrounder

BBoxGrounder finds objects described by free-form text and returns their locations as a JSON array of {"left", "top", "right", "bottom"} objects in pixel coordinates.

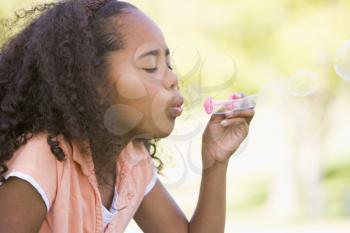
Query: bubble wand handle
[{"left": 203, "top": 94, "right": 258, "bottom": 114}]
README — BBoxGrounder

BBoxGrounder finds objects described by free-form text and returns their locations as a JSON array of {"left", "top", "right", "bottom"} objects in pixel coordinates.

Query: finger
[
  {"left": 220, "top": 117, "right": 247, "bottom": 127},
  {"left": 209, "top": 109, "right": 226, "bottom": 123},
  {"left": 247, "top": 115, "right": 254, "bottom": 125},
  {"left": 230, "top": 92, "right": 246, "bottom": 99},
  {"left": 225, "top": 108, "right": 255, "bottom": 119},
  {"left": 210, "top": 104, "right": 232, "bottom": 122},
  {"left": 238, "top": 92, "right": 246, "bottom": 98}
]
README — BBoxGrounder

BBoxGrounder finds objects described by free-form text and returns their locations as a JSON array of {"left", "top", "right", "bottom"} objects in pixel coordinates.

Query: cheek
[
  {"left": 149, "top": 88, "right": 173, "bottom": 132},
  {"left": 115, "top": 73, "right": 148, "bottom": 99},
  {"left": 103, "top": 104, "right": 144, "bottom": 135},
  {"left": 111, "top": 69, "right": 173, "bottom": 135}
]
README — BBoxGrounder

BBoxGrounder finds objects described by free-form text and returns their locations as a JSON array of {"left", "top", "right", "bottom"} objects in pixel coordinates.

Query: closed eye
[
  {"left": 143, "top": 64, "right": 173, "bottom": 74},
  {"left": 143, "top": 68, "right": 158, "bottom": 73}
]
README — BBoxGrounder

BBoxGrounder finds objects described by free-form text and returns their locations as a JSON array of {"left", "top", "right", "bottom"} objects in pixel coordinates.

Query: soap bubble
[
  {"left": 181, "top": 85, "right": 203, "bottom": 111},
  {"left": 103, "top": 104, "right": 143, "bottom": 135},
  {"left": 168, "top": 117, "right": 203, "bottom": 141},
  {"left": 199, "top": 51, "right": 237, "bottom": 93},
  {"left": 157, "top": 141, "right": 187, "bottom": 189},
  {"left": 334, "top": 39, "right": 350, "bottom": 81},
  {"left": 171, "top": 44, "right": 202, "bottom": 82},
  {"left": 187, "top": 140, "right": 203, "bottom": 175},
  {"left": 288, "top": 70, "right": 319, "bottom": 97}
]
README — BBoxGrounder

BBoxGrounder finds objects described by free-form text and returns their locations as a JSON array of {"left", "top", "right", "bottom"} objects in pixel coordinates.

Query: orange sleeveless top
[{"left": 1, "top": 132, "right": 157, "bottom": 233}]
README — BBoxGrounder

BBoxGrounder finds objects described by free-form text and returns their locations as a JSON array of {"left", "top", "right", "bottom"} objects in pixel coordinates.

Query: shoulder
[
  {"left": 126, "top": 139, "right": 158, "bottom": 195},
  {"left": 120, "top": 139, "right": 154, "bottom": 168},
  {"left": 8, "top": 131, "right": 72, "bottom": 167},
  {"left": 2, "top": 131, "right": 73, "bottom": 210},
  {"left": 5, "top": 130, "right": 72, "bottom": 180}
]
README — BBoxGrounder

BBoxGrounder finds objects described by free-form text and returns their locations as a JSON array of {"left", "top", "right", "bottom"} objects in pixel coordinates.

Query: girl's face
[{"left": 106, "top": 8, "right": 183, "bottom": 140}]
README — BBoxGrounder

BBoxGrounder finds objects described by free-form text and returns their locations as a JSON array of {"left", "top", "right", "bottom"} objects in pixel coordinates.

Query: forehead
[{"left": 111, "top": 8, "right": 167, "bottom": 53}]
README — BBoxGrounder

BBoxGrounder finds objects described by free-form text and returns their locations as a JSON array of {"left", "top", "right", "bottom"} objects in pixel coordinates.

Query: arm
[
  {"left": 134, "top": 161, "right": 228, "bottom": 233},
  {"left": 0, "top": 177, "right": 46, "bottom": 233},
  {"left": 135, "top": 104, "right": 254, "bottom": 233},
  {"left": 133, "top": 178, "right": 189, "bottom": 233},
  {"left": 189, "top": 161, "right": 228, "bottom": 233}
]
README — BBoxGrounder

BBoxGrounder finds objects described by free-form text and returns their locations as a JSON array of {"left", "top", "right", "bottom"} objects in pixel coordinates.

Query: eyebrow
[{"left": 137, "top": 48, "right": 170, "bottom": 60}]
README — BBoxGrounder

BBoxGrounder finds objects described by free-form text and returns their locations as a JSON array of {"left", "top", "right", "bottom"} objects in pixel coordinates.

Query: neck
[{"left": 92, "top": 132, "right": 147, "bottom": 178}]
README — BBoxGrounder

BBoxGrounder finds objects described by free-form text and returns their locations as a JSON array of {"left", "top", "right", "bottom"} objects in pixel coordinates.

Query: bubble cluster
[{"left": 334, "top": 39, "right": 350, "bottom": 82}]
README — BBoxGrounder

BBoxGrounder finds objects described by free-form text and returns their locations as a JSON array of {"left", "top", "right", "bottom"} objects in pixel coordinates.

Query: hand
[{"left": 201, "top": 93, "right": 255, "bottom": 169}]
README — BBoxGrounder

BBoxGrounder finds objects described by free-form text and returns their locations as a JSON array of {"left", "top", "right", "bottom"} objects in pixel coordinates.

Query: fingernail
[
  {"left": 220, "top": 120, "right": 228, "bottom": 126},
  {"left": 225, "top": 112, "right": 235, "bottom": 117},
  {"left": 230, "top": 93, "right": 239, "bottom": 99}
]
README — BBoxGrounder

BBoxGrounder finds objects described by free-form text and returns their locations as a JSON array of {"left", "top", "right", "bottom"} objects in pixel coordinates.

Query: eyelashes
[
  {"left": 143, "top": 64, "right": 173, "bottom": 74},
  {"left": 143, "top": 68, "right": 158, "bottom": 73}
]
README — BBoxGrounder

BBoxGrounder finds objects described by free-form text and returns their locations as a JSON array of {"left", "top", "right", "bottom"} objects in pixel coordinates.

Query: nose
[{"left": 166, "top": 71, "right": 180, "bottom": 91}]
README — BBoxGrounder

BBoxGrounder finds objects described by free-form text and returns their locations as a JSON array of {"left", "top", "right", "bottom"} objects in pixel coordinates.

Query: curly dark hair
[{"left": 0, "top": 0, "right": 164, "bottom": 183}]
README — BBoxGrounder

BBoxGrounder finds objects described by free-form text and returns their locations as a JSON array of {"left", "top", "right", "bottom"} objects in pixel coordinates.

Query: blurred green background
[{"left": 1, "top": 0, "right": 350, "bottom": 232}]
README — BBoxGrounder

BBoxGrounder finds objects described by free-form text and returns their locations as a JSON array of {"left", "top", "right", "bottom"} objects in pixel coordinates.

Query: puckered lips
[{"left": 168, "top": 94, "right": 184, "bottom": 118}]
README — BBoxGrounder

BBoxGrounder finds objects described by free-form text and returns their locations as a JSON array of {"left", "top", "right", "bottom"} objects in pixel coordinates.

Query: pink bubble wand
[{"left": 203, "top": 94, "right": 258, "bottom": 115}]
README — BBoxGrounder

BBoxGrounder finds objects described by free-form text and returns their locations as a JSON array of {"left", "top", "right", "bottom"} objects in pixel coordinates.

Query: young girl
[{"left": 0, "top": 0, "right": 255, "bottom": 232}]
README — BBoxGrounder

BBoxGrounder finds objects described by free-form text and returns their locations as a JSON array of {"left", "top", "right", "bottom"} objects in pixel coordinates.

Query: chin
[
  {"left": 146, "top": 127, "right": 173, "bottom": 139},
  {"left": 133, "top": 128, "right": 172, "bottom": 140},
  {"left": 154, "top": 124, "right": 176, "bottom": 139},
  {"left": 137, "top": 117, "right": 175, "bottom": 139},
  {"left": 155, "top": 130, "right": 172, "bottom": 139}
]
